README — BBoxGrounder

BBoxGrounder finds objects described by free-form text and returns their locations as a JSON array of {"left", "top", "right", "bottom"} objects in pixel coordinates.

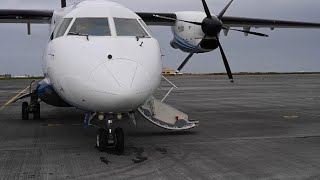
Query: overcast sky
[{"left": 0, "top": 0, "right": 320, "bottom": 76}]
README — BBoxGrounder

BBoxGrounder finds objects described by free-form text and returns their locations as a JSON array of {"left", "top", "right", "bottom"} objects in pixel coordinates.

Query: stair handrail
[{"left": 161, "top": 75, "right": 178, "bottom": 102}]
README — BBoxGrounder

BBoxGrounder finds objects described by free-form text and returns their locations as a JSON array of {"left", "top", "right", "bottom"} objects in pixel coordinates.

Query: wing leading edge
[
  {"left": 1, "top": 10, "right": 320, "bottom": 29},
  {"left": 0, "top": 9, "right": 53, "bottom": 24},
  {"left": 221, "top": 16, "right": 320, "bottom": 29},
  {"left": 137, "top": 12, "right": 176, "bottom": 26}
]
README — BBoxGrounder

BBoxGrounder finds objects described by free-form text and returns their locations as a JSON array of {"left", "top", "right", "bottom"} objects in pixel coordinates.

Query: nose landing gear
[
  {"left": 22, "top": 80, "right": 40, "bottom": 120},
  {"left": 22, "top": 100, "right": 40, "bottom": 120},
  {"left": 95, "top": 114, "right": 124, "bottom": 154}
]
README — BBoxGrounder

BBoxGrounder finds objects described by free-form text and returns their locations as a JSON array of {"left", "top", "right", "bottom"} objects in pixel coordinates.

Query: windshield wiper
[
  {"left": 68, "top": 32, "right": 89, "bottom": 41},
  {"left": 136, "top": 34, "right": 150, "bottom": 41}
]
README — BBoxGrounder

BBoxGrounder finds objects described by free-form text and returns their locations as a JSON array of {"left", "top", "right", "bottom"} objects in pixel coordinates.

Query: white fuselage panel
[{"left": 44, "top": 0, "right": 162, "bottom": 113}]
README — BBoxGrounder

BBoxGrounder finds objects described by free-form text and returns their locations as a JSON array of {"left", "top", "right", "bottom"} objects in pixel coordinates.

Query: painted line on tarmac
[
  {"left": 283, "top": 115, "right": 299, "bottom": 119},
  {"left": 47, "top": 124, "right": 64, "bottom": 127},
  {"left": 0, "top": 86, "right": 30, "bottom": 111}
]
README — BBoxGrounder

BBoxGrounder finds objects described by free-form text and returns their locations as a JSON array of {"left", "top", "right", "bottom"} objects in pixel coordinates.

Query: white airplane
[{"left": 2, "top": 0, "right": 320, "bottom": 153}]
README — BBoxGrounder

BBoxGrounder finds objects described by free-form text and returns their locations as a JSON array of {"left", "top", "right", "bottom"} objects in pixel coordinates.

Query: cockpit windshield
[
  {"left": 114, "top": 18, "right": 149, "bottom": 37},
  {"left": 53, "top": 18, "right": 72, "bottom": 39},
  {"left": 68, "top": 18, "right": 111, "bottom": 36}
]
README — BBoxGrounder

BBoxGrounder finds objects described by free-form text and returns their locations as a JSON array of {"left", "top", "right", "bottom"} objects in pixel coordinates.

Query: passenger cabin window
[
  {"left": 114, "top": 18, "right": 149, "bottom": 37},
  {"left": 53, "top": 18, "right": 72, "bottom": 39},
  {"left": 68, "top": 18, "right": 111, "bottom": 36}
]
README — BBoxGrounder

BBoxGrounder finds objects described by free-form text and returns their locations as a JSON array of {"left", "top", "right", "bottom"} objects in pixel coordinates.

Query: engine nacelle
[{"left": 170, "top": 11, "right": 219, "bottom": 53}]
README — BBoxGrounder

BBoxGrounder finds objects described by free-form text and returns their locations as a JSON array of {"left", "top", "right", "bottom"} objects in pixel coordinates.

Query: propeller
[
  {"left": 178, "top": 0, "right": 233, "bottom": 82},
  {"left": 217, "top": 37, "right": 233, "bottom": 82},
  {"left": 154, "top": 0, "right": 269, "bottom": 82},
  {"left": 217, "top": 0, "right": 234, "bottom": 19},
  {"left": 177, "top": 36, "right": 207, "bottom": 72},
  {"left": 202, "top": 0, "right": 212, "bottom": 18}
]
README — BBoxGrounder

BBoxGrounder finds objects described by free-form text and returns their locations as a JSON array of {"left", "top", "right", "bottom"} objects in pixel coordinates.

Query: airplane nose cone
[
  {"left": 106, "top": 59, "right": 137, "bottom": 89},
  {"left": 90, "top": 58, "right": 152, "bottom": 94},
  {"left": 88, "top": 58, "right": 155, "bottom": 112}
]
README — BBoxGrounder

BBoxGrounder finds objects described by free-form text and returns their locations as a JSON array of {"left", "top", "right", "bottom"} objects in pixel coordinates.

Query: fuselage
[{"left": 42, "top": 0, "right": 162, "bottom": 113}]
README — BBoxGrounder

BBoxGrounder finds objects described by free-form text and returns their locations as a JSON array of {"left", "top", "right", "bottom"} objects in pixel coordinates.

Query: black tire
[
  {"left": 22, "top": 102, "right": 29, "bottom": 120},
  {"left": 115, "top": 128, "right": 124, "bottom": 154},
  {"left": 96, "top": 128, "right": 108, "bottom": 152},
  {"left": 33, "top": 102, "right": 40, "bottom": 120}
]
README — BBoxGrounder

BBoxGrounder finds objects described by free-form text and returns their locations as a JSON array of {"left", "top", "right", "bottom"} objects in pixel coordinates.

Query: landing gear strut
[
  {"left": 22, "top": 102, "right": 29, "bottom": 120},
  {"left": 96, "top": 115, "right": 124, "bottom": 154},
  {"left": 22, "top": 80, "right": 40, "bottom": 120}
]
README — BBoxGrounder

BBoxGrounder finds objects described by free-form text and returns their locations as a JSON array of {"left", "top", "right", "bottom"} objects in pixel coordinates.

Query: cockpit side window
[
  {"left": 68, "top": 18, "right": 111, "bottom": 36},
  {"left": 138, "top": 19, "right": 153, "bottom": 36},
  {"left": 53, "top": 18, "right": 72, "bottom": 39},
  {"left": 114, "top": 18, "right": 149, "bottom": 37}
]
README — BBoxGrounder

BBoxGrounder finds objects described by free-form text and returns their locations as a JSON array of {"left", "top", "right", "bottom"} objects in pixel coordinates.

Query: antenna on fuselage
[{"left": 61, "top": 0, "right": 67, "bottom": 8}]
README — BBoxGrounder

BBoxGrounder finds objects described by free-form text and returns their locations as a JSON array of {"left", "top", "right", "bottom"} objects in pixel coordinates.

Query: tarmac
[{"left": 0, "top": 74, "right": 319, "bottom": 180}]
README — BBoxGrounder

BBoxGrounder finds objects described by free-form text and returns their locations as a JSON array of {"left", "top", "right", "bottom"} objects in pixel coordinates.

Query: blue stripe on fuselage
[
  {"left": 36, "top": 80, "right": 54, "bottom": 95},
  {"left": 174, "top": 34, "right": 196, "bottom": 50}
]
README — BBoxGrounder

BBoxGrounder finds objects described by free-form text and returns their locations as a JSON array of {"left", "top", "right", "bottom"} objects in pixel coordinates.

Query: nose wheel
[
  {"left": 114, "top": 128, "right": 124, "bottom": 153},
  {"left": 96, "top": 128, "right": 108, "bottom": 151},
  {"left": 96, "top": 128, "right": 124, "bottom": 153},
  {"left": 22, "top": 101, "right": 40, "bottom": 120},
  {"left": 22, "top": 102, "right": 29, "bottom": 120},
  {"left": 95, "top": 116, "right": 124, "bottom": 154}
]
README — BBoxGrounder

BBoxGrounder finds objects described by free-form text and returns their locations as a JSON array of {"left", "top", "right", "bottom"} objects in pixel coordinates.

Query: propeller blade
[
  {"left": 217, "top": 0, "right": 234, "bottom": 19},
  {"left": 201, "top": 0, "right": 212, "bottom": 18},
  {"left": 223, "top": 27, "right": 269, "bottom": 37},
  {"left": 217, "top": 38, "right": 234, "bottom": 82},
  {"left": 177, "top": 36, "right": 207, "bottom": 72},
  {"left": 61, "top": 0, "right": 66, "bottom": 8},
  {"left": 153, "top": 14, "right": 202, "bottom": 26}
]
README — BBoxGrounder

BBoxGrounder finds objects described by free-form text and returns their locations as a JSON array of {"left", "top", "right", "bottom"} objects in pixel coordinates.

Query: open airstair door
[{"left": 137, "top": 97, "right": 198, "bottom": 130}]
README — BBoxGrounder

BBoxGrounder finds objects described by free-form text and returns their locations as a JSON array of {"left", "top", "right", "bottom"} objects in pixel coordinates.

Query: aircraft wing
[
  {"left": 1, "top": 10, "right": 320, "bottom": 29},
  {"left": 137, "top": 13, "right": 176, "bottom": 26},
  {"left": 0, "top": 9, "right": 53, "bottom": 24},
  {"left": 221, "top": 16, "right": 320, "bottom": 29},
  {"left": 138, "top": 12, "right": 320, "bottom": 29}
]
